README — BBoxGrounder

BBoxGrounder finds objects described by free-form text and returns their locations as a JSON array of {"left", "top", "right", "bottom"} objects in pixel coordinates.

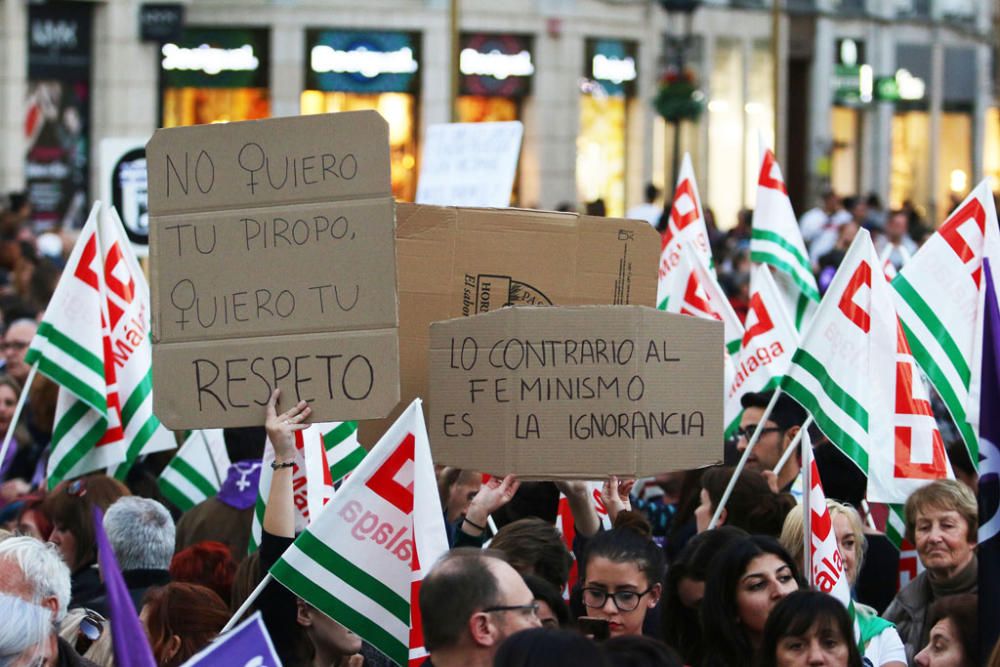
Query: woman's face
[
  {"left": 48, "top": 524, "right": 79, "bottom": 571},
  {"left": 695, "top": 488, "right": 714, "bottom": 533},
  {"left": 914, "top": 506, "right": 975, "bottom": 580},
  {"left": 735, "top": 554, "right": 799, "bottom": 642},
  {"left": 832, "top": 513, "right": 859, "bottom": 586},
  {"left": 915, "top": 618, "right": 966, "bottom": 667},
  {"left": 677, "top": 576, "right": 705, "bottom": 609},
  {"left": 0, "top": 384, "right": 17, "bottom": 433},
  {"left": 775, "top": 619, "right": 851, "bottom": 667},
  {"left": 583, "top": 556, "right": 661, "bottom": 639},
  {"left": 17, "top": 510, "right": 46, "bottom": 541},
  {"left": 536, "top": 599, "right": 559, "bottom": 628}
]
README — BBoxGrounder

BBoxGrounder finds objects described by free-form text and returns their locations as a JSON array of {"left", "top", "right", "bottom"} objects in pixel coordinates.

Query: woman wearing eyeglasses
[
  {"left": 579, "top": 511, "right": 664, "bottom": 640},
  {"left": 42, "top": 475, "right": 130, "bottom": 608}
]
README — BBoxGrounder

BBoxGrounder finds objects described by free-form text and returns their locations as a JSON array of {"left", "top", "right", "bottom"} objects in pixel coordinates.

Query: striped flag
[
  {"left": 99, "top": 206, "right": 176, "bottom": 480},
  {"left": 249, "top": 420, "right": 365, "bottom": 553},
  {"left": 883, "top": 504, "right": 925, "bottom": 591},
  {"left": 657, "top": 154, "right": 712, "bottom": 311},
  {"left": 158, "top": 430, "right": 230, "bottom": 512},
  {"left": 781, "top": 229, "right": 893, "bottom": 476},
  {"left": 269, "top": 400, "right": 448, "bottom": 666},
  {"left": 892, "top": 179, "right": 1000, "bottom": 465},
  {"left": 26, "top": 204, "right": 122, "bottom": 486},
  {"left": 750, "top": 146, "right": 820, "bottom": 330},
  {"left": 726, "top": 265, "right": 799, "bottom": 435},
  {"left": 806, "top": 457, "right": 863, "bottom": 653}
]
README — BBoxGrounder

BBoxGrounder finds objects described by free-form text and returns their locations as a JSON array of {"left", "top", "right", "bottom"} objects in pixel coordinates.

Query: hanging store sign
[
  {"left": 585, "top": 39, "right": 638, "bottom": 97},
  {"left": 307, "top": 30, "right": 420, "bottom": 93},
  {"left": 459, "top": 33, "right": 534, "bottom": 98},
  {"left": 161, "top": 28, "right": 269, "bottom": 89}
]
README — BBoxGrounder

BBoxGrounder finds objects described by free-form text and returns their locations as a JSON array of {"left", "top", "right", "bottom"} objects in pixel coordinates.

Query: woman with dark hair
[
  {"left": 758, "top": 590, "right": 864, "bottom": 667},
  {"left": 659, "top": 526, "right": 747, "bottom": 664},
  {"left": 14, "top": 492, "right": 51, "bottom": 540},
  {"left": 580, "top": 511, "right": 664, "bottom": 639},
  {"left": 694, "top": 466, "right": 796, "bottom": 536},
  {"left": 493, "top": 627, "right": 605, "bottom": 667},
  {"left": 700, "top": 535, "right": 802, "bottom": 667},
  {"left": 42, "top": 474, "right": 130, "bottom": 606},
  {"left": 601, "top": 635, "right": 683, "bottom": 667},
  {"left": 523, "top": 574, "right": 569, "bottom": 629},
  {"left": 914, "top": 594, "right": 978, "bottom": 667},
  {"left": 140, "top": 582, "right": 230, "bottom": 666}
]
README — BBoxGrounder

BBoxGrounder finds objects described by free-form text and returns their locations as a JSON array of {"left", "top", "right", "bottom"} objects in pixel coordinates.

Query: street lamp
[{"left": 656, "top": 0, "right": 702, "bottom": 194}]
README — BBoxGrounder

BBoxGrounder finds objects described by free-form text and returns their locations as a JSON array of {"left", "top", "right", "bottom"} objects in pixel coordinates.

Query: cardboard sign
[
  {"left": 147, "top": 111, "right": 399, "bottom": 428},
  {"left": 358, "top": 203, "right": 660, "bottom": 444},
  {"left": 416, "top": 122, "right": 523, "bottom": 207},
  {"left": 428, "top": 306, "right": 723, "bottom": 479}
]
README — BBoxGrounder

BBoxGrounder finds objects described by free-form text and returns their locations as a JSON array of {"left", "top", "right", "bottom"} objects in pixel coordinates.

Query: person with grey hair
[
  {"left": 88, "top": 496, "right": 174, "bottom": 617},
  {"left": 0, "top": 593, "right": 56, "bottom": 667},
  {"left": 0, "top": 536, "right": 95, "bottom": 665}
]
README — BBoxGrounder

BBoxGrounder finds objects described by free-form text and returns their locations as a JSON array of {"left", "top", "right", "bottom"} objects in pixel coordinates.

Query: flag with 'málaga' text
[
  {"left": 657, "top": 153, "right": 712, "bottom": 311},
  {"left": 269, "top": 400, "right": 448, "bottom": 666}
]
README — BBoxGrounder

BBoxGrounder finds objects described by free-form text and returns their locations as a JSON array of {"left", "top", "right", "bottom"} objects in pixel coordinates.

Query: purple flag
[
  {"left": 92, "top": 505, "right": 158, "bottom": 667},
  {"left": 217, "top": 461, "right": 262, "bottom": 510},
  {"left": 978, "top": 258, "right": 1000, "bottom": 658},
  {"left": 179, "top": 611, "right": 282, "bottom": 666}
]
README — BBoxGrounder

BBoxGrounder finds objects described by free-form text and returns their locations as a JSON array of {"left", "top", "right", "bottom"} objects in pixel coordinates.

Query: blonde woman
[{"left": 780, "top": 500, "right": 906, "bottom": 667}]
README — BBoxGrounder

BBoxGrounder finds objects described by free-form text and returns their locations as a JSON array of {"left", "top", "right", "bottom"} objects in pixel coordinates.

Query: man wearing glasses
[
  {"left": 736, "top": 391, "right": 807, "bottom": 495},
  {"left": 419, "top": 548, "right": 542, "bottom": 667}
]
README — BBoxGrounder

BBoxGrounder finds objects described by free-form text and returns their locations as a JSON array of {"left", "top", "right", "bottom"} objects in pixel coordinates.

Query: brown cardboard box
[
  {"left": 428, "top": 306, "right": 723, "bottom": 479},
  {"left": 358, "top": 203, "right": 660, "bottom": 444},
  {"left": 146, "top": 110, "right": 400, "bottom": 428}
]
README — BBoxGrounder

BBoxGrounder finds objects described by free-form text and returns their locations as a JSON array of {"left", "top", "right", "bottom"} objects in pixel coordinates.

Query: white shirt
[
  {"left": 624, "top": 203, "right": 661, "bottom": 228},
  {"left": 864, "top": 625, "right": 907, "bottom": 666}
]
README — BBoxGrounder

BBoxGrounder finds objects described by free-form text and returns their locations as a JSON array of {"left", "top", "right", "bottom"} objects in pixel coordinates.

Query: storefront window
[
  {"left": 831, "top": 107, "right": 860, "bottom": 196},
  {"left": 302, "top": 30, "right": 421, "bottom": 201},
  {"left": 986, "top": 107, "right": 1000, "bottom": 200},
  {"left": 160, "top": 28, "right": 270, "bottom": 127},
  {"left": 937, "top": 112, "right": 972, "bottom": 223},
  {"left": 890, "top": 111, "right": 930, "bottom": 217},
  {"left": 457, "top": 33, "right": 534, "bottom": 205},
  {"left": 708, "top": 39, "right": 744, "bottom": 229},
  {"left": 576, "top": 39, "right": 637, "bottom": 218}
]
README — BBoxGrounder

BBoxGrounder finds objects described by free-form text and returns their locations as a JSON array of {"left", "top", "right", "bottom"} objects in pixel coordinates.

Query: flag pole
[
  {"left": 222, "top": 572, "right": 272, "bottom": 634},
  {"left": 860, "top": 499, "right": 877, "bottom": 530},
  {"left": 199, "top": 430, "right": 224, "bottom": 488},
  {"left": 772, "top": 415, "right": 813, "bottom": 477},
  {"left": 708, "top": 388, "right": 783, "bottom": 529},
  {"left": 802, "top": 427, "right": 812, "bottom": 586},
  {"left": 0, "top": 361, "right": 38, "bottom": 474}
]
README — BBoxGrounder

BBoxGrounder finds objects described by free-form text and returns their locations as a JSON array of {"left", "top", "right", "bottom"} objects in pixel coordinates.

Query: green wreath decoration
[{"left": 654, "top": 67, "right": 704, "bottom": 123}]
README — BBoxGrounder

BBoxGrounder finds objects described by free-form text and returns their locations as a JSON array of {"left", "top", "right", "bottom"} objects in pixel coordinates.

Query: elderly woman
[
  {"left": 884, "top": 480, "right": 978, "bottom": 663},
  {"left": 780, "top": 500, "right": 905, "bottom": 667}
]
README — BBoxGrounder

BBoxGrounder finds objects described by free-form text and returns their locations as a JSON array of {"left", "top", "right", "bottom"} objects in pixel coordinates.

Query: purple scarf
[{"left": 216, "top": 460, "right": 262, "bottom": 510}]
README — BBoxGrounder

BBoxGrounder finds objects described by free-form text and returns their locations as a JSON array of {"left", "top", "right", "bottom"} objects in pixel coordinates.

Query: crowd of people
[{"left": 0, "top": 183, "right": 995, "bottom": 667}]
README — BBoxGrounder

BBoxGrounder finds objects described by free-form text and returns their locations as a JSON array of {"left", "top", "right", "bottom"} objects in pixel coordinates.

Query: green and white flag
[
  {"left": 27, "top": 203, "right": 174, "bottom": 487},
  {"left": 249, "top": 420, "right": 365, "bottom": 553},
  {"left": 658, "top": 154, "right": 712, "bottom": 310},
  {"left": 269, "top": 399, "right": 448, "bottom": 666},
  {"left": 158, "top": 430, "right": 230, "bottom": 511},
  {"left": 99, "top": 205, "right": 176, "bottom": 480},
  {"left": 665, "top": 242, "right": 744, "bottom": 433},
  {"left": 26, "top": 203, "right": 124, "bottom": 487},
  {"left": 780, "top": 229, "right": 894, "bottom": 474},
  {"left": 892, "top": 179, "right": 1000, "bottom": 465},
  {"left": 725, "top": 265, "right": 799, "bottom": 435},
  {"left": 750, "top": 146, "right": 820, "bottom": 330}
]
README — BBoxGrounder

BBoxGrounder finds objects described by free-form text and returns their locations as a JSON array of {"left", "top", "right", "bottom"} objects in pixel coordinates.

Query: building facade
[{"left": 0, "top": 0, "right": 994, "bottom": 230}]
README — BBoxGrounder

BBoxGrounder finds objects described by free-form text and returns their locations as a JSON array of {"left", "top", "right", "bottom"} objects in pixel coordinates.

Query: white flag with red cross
[
  {"left": 750, "top": 145, "right": 820, "bottom": 330},
  {"left": 806, "top": 457, "right": 863, "bottom": 651},
  {"left": 891, "top": 179, "right": 1000, "bottom": 466},
  {"left": 657, "top": 153, "right": 712, "bottom": 311},
  {"left": 269, "top": 400, "right": 448, "bottom": 667},
  {"left": 725, "top": 265, "right": 799, "bottom": 435}
]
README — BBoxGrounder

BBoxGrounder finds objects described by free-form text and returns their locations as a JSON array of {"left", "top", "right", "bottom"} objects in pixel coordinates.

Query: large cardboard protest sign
[
  {"left": 416, "top": 121, "right": 523, "bottom": 207},
  {"left": 146, "top": 111, "right": 399, "bottom": 428},
  {"left": 358, "top": 203, "right": 660, "bottom": 444},
  {"left": 428, "top": 306, "right": 723, "bottom": 479}
]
